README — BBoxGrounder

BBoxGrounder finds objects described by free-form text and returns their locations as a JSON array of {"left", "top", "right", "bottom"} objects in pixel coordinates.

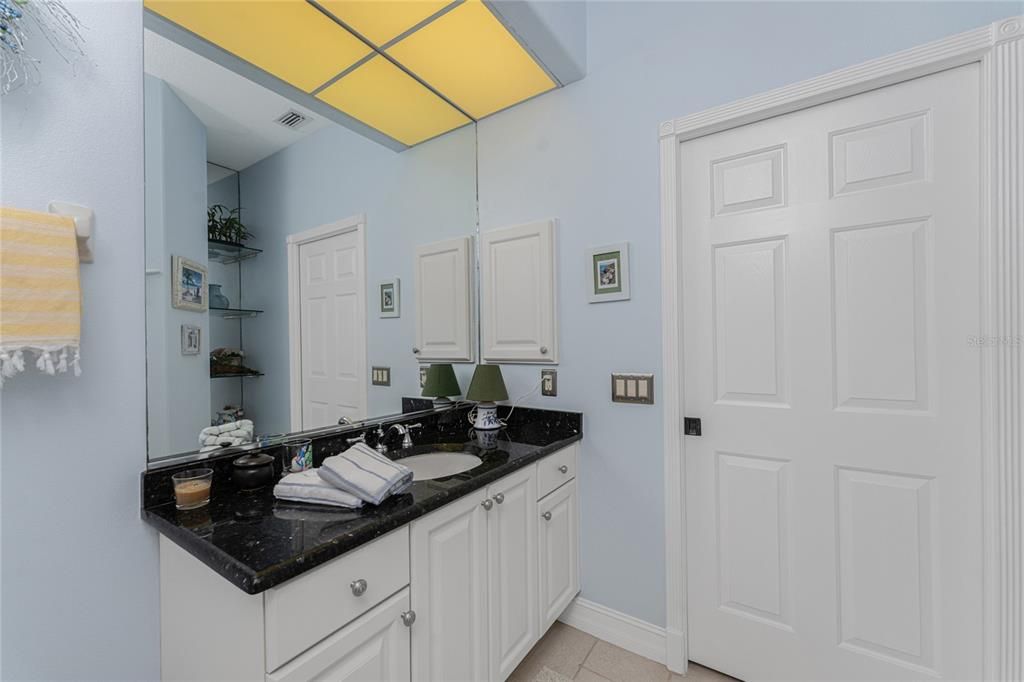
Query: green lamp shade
[
  {"left": 466, "top": 364, "right": 509, "bottom": 402},
  {"left": 422, "top": 364, "right": 461, "bottom": 398}
]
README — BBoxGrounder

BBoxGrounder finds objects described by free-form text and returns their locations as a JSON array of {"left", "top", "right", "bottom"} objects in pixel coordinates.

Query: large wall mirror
[{"left": 143, "top": 9, "right": 480, "bottom": 464}]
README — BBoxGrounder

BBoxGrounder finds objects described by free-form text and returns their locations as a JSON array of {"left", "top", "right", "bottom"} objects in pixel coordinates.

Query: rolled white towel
[
  {"left": 318, "top": 443, "right": 413, "bottom": 505},
  {"left": 274, "top": 469, "right": 363, "bottom": 509}
]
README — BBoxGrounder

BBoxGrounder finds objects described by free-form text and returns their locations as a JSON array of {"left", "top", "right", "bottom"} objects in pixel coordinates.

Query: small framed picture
[
  {"left": 181, "top": 324, "right": 201, "bottom": 355},
  {"left": 586, "top": 242, "right": 630, "bottom": 303},
  {"left": 379, "top": 278, "right": 400, "bottom": 318},
  {"left": 172, "top": 255, "right": 208, "bottom": 312}
]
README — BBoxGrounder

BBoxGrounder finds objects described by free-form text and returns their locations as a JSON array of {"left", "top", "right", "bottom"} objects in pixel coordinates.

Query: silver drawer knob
[
  {"left": 493, "top": 492, "right": 505, "bottom": 504},
  {"left": 558, "top": 465, "right": 569, "bottom": 474},
  {"left": 401, "top": 610, "right": 416, "bottom": 627},
  {"left": 412, "top": 347, "right": 420, "bottom": 354},
  {"left": 350, "top": 578, "right": 367, "bottom": 597},
  {"left": 481, "top": 498, "right": 494, "bottom": 510},
  {"left": 540, "top": 346, "right": 548, "bottom": 354},
  {"left": 542, "top": 511, "right": 552, "bottom": 521}
]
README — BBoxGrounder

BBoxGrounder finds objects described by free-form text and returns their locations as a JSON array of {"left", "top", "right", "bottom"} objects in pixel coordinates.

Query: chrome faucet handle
[
  {"left": 345, "top": 432, "right": 366, "bottom": 445},
  {"left": 389, "top": 423, "right": 420, "bottom": 449},
  {"left": 374, "top": 426, "right": 388, "bottom": 454}
]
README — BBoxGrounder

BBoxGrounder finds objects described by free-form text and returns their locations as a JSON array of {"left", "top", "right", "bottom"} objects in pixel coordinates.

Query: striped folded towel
[
  {"left": 319, "top": 443, "right": 413, "bottom": 505},
  {"left": 0, "top": 207, "right": 81, "bottom": 385},
  {"left": 273, "top": 469, "right": 364, "bottom": 509}
]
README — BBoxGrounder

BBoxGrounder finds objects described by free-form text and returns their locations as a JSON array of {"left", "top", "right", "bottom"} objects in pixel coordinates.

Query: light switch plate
[
  {"left": 541, "top": 369, "right": 557, "bottom": 397},
  {"left": 371, "top": 367, "right": 391, "bottom": 386},
  {"left": 611, "top": 373, "right": 654, "bottom": 404},
  {"left": 419, "top": 367, "right": 428, "bottom": 388}
]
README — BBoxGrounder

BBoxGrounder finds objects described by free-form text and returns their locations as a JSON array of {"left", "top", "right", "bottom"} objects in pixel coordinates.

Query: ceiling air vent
[{"left": 275, "top": 110, "right": 310, "bottom": 130}]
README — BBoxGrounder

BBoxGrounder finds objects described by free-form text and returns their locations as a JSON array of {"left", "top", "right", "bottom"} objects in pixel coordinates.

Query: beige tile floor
[{"left": 508, "top": 622, "right": 738, "bottom": 682}]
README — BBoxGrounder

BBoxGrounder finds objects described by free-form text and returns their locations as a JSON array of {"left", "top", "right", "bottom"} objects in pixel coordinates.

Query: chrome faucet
[{"left": 388, "top": 423, "right": 422, "bottom": 449}]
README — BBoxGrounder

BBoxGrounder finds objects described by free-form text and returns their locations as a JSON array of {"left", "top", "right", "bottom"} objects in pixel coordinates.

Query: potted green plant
[{"left": 207, "top": 204, "right": 252, "bottom": 245}]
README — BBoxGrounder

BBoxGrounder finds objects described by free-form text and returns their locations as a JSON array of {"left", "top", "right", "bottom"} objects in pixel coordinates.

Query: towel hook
[{"left": 47, "top": 201, "right": 94, "bottom": 263}]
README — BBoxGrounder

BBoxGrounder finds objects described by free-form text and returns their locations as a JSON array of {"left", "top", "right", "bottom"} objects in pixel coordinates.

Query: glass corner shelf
[
  {"left": 210, "top": 370, "right": 264, "bottom": 379},
  {"left": 208, "top": 239, "right": 262, "bottom": 264},
  {"left": 210, "top": 306, "right": 263, "bottom": 319}
]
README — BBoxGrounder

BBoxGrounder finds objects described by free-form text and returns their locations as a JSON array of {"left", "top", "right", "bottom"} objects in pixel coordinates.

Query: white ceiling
[{"left": 144, "top": 29, "right": 330, "bottom": 180}]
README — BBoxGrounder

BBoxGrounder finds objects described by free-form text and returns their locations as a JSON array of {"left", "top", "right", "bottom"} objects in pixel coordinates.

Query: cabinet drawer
[
  {"left": 265, "top": 528, "right": 409, "bottom": 672},
  {"left": 537, "top": 444, "right": 577, "bottom": 499},
  {"left": 267, "top": 588, "right": 411, "bottom": 682}
]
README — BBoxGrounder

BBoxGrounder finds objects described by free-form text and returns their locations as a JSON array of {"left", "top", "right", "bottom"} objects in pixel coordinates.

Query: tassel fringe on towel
[{"left": 0, "top": 346, "right": 81, "bottom": 387}]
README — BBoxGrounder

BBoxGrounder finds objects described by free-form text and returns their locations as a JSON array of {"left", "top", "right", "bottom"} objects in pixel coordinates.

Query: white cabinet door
[
  {"left": 538, "top": 479, "right": 579, "bottom": 631},
  {"left": 410, "top": 489, "right": 489, "bottom": 682},
  {"left": 414, "top": 236, "right": 474, "bottom": 362},
  {"left": 266, "top": 588, "right": 411, "bottom": 682},
  {"left": 480, "top": 220, "right": 557, "bottom": 363},
  {"left": 487, "top": 467, "right": 539, "bottom": 681}
]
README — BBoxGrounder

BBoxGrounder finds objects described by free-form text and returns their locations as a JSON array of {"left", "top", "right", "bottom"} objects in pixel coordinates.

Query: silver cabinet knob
[
  {"left": 542, "top": 511, "right": 552, "bottom": 521},
  {"left": 401, "top": 610, "right": 416, "bottom": 627},
  {"left": 412, "top": 347, "right": 420, "bottom": 354},
  {"left": 540, "top": 346, "right": 548, "bottom": 355},
  {"left": 558, "top": 465, "right": 569, "bottom": 474},
  {"left": 350, "top": 578, "right": 367, "bottom": 597},
  {"left": 493, "top": 492, "right": 505, "bottom": 504},
  {"left": 481, "top": 499, "right": 494, "bottom": 511}
]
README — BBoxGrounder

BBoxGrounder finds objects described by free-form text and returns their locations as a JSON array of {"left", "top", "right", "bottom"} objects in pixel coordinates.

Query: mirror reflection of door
[{"left": 292, "top": 220, "right": 367, "bottom": 431}]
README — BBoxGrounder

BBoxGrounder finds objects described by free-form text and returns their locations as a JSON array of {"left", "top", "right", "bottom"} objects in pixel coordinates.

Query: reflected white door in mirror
[{"left": 287, "top": 216, "right": 368, "bottom": 431}]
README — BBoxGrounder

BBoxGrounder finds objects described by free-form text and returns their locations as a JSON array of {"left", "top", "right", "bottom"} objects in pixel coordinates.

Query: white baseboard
[{"left": 558, "top": 597, "right": 667, "bottom": 665}]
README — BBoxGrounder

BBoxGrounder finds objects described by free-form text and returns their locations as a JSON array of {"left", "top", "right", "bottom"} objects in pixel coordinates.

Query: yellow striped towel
[{"left": 0, "top": 207, "right": 82, "bottom": 385}]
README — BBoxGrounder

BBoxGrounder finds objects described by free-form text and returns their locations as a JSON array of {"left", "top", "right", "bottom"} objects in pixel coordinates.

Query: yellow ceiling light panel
[
  {"left": 318, "top": 0, "right": 453, "bottom": 46},
  {"left": 317, "top": 56, "right": 471, "bottom": 146},
  {"left": 144, "top": 0, "right": 369, "bottom": 92},
  {"left": 385, "top": 0, "right": 556, "bottom": 119}
]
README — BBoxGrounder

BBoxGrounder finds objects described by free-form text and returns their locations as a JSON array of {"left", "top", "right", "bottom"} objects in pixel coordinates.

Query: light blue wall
[
  {"left": 477, "top": 1, "right": 1022, "bottom": 627},
  {"left": 237, "top": 123, "right": 478, "bottom": 434},
  {"left": 144, "top": 75, "right": 211, "bottom": 456},
  {"left": 0, "top": 2, "right": 159, "bottom": 679}
]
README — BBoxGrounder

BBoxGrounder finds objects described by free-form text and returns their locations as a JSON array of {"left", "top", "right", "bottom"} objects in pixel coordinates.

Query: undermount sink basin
[{"left": 399, "top": 452, "right": 483, "bottom": 481}]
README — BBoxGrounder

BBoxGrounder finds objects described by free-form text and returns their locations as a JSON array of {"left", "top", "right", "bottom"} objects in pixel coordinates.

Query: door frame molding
[
  {"left": 659, "top": 17, "right": 1024, "bottom": 678},
  {"left": 287, "top": 214, "right": 368, "bottom": 431}
]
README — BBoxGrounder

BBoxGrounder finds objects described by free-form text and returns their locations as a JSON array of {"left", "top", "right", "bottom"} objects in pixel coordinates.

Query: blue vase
[{"left": 209, "top": 284, "right": 230, "bottom": 309}]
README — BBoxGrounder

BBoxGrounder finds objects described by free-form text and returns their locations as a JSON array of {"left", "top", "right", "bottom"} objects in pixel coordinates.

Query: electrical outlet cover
[{"left": 541, "top": 369, "right": 557, "bottom": 397}]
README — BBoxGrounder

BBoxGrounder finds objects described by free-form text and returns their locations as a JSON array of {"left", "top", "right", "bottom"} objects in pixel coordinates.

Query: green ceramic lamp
[
  {"left": 421, "top": 364, "right": 461, "bottom": 406},
  {"left": 466, "top": 364, "right": 508, "bottom": 430}
]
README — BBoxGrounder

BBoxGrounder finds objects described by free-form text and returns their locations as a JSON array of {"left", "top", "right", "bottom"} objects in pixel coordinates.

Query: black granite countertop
[{"left": 141, "top": 406, "right": 582, "bottom": 594}]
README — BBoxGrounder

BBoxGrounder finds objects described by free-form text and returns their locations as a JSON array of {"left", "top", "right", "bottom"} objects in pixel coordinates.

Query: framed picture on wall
[
  {"left": 379, "top": 278, "right": 400, "bottom": 318},
  {"left": 181, "top": 324, "right": 201, "bottom": 355},
  {"left": 171, "top": 255, "right": 208, "bottom": 312},
  {"left": 586, "top": 242, "right": 630, "bottom": 303}
]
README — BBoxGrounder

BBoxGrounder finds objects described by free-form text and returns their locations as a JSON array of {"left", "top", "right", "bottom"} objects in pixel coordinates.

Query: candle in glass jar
[{"left": 171, "top": 468, "right": 213, "bottom": 510}]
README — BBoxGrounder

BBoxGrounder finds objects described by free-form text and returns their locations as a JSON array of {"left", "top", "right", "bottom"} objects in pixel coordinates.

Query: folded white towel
[
  {"left": 319, "top": 443, "right": 413, "bottom": 505},
  {"left": 273, "top": 470, "right": 364, "bottom": 509}
]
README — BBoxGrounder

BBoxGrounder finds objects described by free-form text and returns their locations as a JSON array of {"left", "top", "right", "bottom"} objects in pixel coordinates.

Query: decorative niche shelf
[
  {"left": 208, "top": 239, "right": 262, "bottom": 265},
  {"left": 209, "top": 306, "right": 263, "bottom": 319},
  {"left": 210, "top": 370, "right": 264, "bottom": 379}
]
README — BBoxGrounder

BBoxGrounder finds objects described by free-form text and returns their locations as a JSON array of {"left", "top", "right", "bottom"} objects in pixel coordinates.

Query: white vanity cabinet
[
  {"left": 413, "top": 236, "right": 474, "bottom": 362},
  {"left": 409, "top": 488, "right": 491, "bottom": 682},
  {"left": 411, "top": 444, "right": 579, "bottom": 682},
  {"left": 267, "top": 589, "right": 411, "bottom": 682},
  {"left": 480, "top": 219, "right": 558, "bottom": 363},
  {"left": 159, "top": 443, "right": 580, "bottom": 682},
  {"left": 539, "top": 479, "right": 580, "bottom": 631}
]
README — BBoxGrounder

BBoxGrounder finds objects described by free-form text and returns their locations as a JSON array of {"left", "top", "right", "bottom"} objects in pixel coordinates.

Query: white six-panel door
[
  {"left": 681, "top": 65, "right": 982, "bottom": 680},
  {"left": 298, "top": 228, "right": 367, "bottom": 429}
]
